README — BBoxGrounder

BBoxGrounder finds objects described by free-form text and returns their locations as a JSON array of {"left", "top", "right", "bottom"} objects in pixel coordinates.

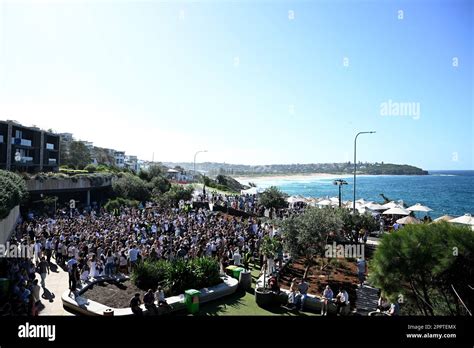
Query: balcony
[
  {"left": 11, "top": 138, "right": 32, "bottom": 147},
  {"left": 46, "top": 143, "right": 55, "bottom": 150}
]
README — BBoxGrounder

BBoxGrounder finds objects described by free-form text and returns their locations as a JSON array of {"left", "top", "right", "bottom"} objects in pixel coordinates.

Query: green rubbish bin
[
  {"left": 225, "top": 265, "right": 238, "bottom": 276},
  {"left": 184, "top": 289, "right": 201, "bottom": 314},
  {"left": 232, "top": 267, "right": 245, "bottom": 280}
]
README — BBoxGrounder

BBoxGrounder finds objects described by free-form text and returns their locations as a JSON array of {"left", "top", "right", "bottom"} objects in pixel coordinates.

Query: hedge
[
  {"left": 0, "top": 170, "right": 28, "bottom": 219},
  {"left": 131, "top": 257, "right": 222, "bottom": 295}
]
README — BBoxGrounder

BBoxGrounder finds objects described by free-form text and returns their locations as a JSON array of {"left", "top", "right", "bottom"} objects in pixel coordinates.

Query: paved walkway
[
  {"left": 355, "top": 284, "right": 380, "bottom": 315},
  {"left": 35, "top": 260, "right": 73, "bottom": 316}
]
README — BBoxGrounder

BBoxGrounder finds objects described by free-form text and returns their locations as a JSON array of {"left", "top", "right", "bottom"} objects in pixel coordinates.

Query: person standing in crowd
[
  {"left": 356, "top": 257, "right": 367, "bottom": 288},
  {"left": 336, "top": 288, "right": 349, "bottom": 315},
  {"left": 69, "top": 263, "right": 79, "bottom": 294},
  {"left": 321, "top": 285, "right": 334, "bottom": 316},
  {"left": 38, "top": 257, "right": 49, "bottom": 288},
  {"left": 31, "top": 279, "right": 41, "bottom": 312},
  {"left": 128, "top": 244, "right": 139, "bottom": 270},
  {"left": 44, "top": 237, "right": 52, "bottom": 263},
  {"left": 232, "top": 248, "right": 241, "bottom": 266}
]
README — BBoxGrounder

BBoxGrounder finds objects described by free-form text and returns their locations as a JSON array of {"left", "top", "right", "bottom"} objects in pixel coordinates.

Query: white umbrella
[
  {"left": 317, "top": 199, "right": 332, "bottom": 206},
  {"left": 396, "top": 216, "right": 421, "bottom": 224},
  {"left": 407, "top": 203, "right": 433, "bottom": 212},
  {"left": 382, "top": 205, "right": 410, "bottom": 215},
  {"left": 449, "top": 213, "right": 474, "bottom": 226},
  {"left": 381, "top": 201, "right": 398, "bottom": 209},
  {"left": 356, "top": 198, "right": 369, "bottom": 205},
  {"left": 287, "top": 196, "right": 305, "bottom": 204},
  {"left": 364, "top": 202, "right": 386, "bottom": 211},
  {"left": 433, "top": 215, "right": 454, "bottom": 223}
]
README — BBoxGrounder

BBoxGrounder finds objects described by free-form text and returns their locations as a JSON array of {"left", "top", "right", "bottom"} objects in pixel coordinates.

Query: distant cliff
[{"left": 163, "top": 162, "right": 429, "bottom": 176}]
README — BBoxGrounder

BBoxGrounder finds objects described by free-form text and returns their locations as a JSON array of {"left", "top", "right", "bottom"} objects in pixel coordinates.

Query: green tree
[
  {"left": 337, "top": 209, "right": 378, "bottom": 243},
  {"left": 112, "top": 173, "right": 150, "bottom": 202},
  {"left": 149, "top": 175, "right": 171, "bottom": 195},
  {"left": 370, "top": 222, "right": 474, "bottom": 315},
  {"left": 259, "top": 186, "right": 288, "bottom": 210},
  {"left": 0, "top": 170, "right": 28, "bottom": 219},
  {"left": 68, "top": 141, "right": 92, "bottom": 169},
  {"left": 156, "top": 185, "right": 194, "bottom": 208},
  {"left": 281, "top": 207, "right": 343, "bottom": 278}
]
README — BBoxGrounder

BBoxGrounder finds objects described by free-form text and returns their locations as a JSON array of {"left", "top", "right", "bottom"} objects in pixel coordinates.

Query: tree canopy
[
  {"left": 280, "top": 207, "right": 343, "bottom": 277},
  {"left": 259, "top": 186, "right": 288, "bottom": 210},
  {"left": 370, "top": 222, "right": 474, "bottom": 315}
]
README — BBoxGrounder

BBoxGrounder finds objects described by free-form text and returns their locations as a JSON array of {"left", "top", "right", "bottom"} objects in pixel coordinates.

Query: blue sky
[{"left": 0, "top": 0, "right": 472, "bottom": 170}]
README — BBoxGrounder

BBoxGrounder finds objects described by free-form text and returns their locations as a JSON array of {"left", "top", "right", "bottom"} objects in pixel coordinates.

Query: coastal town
[
  {"left": 0, "top": 0, "right": 472, "bottom": 345},
  {"left": 0, "top": 120, "right": 472, "bottom": 320}
]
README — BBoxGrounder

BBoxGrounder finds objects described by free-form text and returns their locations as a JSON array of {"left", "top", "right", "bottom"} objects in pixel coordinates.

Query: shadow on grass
[{"left": 190, "top": 288, "right": 312, "bottom": 317}]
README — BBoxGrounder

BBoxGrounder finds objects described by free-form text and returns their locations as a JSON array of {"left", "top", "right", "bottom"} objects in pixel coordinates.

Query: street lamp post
[
  {"left": 333, "top": 179, "right": 348, "bottom": 208},
  {"left": 353, "top": 131, "right": 375, "bottom": 213},
  {"left": 193, "top": 150, "right": 208, "bottom": 175}
]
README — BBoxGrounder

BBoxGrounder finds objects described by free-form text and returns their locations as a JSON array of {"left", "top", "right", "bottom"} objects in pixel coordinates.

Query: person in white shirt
[
  {"left": 155, "top": 286, "right": 170, "bottom": 308},
  {"left": 336, "top": 288, "right": 349, "bottom": 315},
  {"left": 232, "top": 248, "right": 241, "bottom": 266},
  {"left": 34, "top": 240, "right": 42, "bottom": 264}
]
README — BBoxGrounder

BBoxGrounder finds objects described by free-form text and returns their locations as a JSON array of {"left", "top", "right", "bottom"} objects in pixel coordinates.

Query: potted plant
[{"left": 255, "top": 235, "right": 278, "bottom": 307}]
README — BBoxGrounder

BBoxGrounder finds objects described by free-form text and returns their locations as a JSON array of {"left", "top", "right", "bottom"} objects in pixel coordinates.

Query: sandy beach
[{"left": 234, "top": 173, "right": 351, "bottom": 185}]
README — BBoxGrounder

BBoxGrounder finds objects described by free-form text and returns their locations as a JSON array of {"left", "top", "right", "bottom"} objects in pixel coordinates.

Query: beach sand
[{"left": 234, "top": 173, "right": 350, "bottom": 185}]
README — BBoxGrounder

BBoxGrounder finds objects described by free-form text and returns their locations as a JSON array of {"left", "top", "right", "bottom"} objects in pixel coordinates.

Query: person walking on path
[{"left": 38, "top": 257, "right": 50, "bottom": 288}]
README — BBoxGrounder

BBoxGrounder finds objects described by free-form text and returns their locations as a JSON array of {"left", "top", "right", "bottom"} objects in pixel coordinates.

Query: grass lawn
[{"left": 182, "top": 265, "right": 319, "bottom": 316}]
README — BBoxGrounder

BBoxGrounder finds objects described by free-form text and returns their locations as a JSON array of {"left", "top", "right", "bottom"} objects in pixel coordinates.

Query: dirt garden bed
[
  {"left": 82, "top": 280, "right": 143, "bottom": 308},
  {"left": 279, "top": 257, "right": 360, "bottom": 309}
]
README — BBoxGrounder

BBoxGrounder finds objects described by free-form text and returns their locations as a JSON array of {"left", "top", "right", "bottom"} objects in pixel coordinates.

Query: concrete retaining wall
[
  {"left": 26, "top": 176, "right": 113, "bottom": 192},
  {"left": 62, "top": 275, "right": 239, "bottom": 316},
  {"left": 0, "top": 205, "right": 20, "bottom": 245}
]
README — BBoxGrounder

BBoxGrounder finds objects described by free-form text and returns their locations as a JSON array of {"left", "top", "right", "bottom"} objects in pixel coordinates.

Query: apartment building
[{"left": 0, "top": 120, "right": 60, "bottom": 173}]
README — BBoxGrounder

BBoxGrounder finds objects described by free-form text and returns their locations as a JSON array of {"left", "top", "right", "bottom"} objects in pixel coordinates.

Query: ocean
[{"left": 244, "top": 170, "right": 474, "bottom": 219}]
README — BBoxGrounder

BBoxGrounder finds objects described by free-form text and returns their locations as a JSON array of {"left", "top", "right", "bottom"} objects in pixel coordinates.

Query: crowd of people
[
  {"left": 0, "top": 189, "right": 401, "bottom": 316},
  {"left": 6, "top": 201, "right": 282, "bottom": 297}
]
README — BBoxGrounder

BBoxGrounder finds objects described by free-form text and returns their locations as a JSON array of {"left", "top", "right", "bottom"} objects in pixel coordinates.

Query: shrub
[
  {"left": 132, "top": 257, "right": 221, "bottom": 295},
  {"left": 104, "top": 197, "right": 139, "bottom": 212},
  {"left": 112, "top": 173, "right": 151, "bottom": 202},
  {"left": 259, "top": 186, "right": 288, "bottom": 209},
  {"left": 0, "top": 170, "right": 28, "bottom": 219},
  {"left": 84, "top": 164, "right": 97, "bottom": 173}
]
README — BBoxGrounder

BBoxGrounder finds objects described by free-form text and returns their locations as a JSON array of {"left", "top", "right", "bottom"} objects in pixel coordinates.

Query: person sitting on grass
[
  {"left": 130, "top": 293, "right": 143, "bottom": 316},
  {"left": 143, "top": 289, "right": 158, "bottom": 315}
]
